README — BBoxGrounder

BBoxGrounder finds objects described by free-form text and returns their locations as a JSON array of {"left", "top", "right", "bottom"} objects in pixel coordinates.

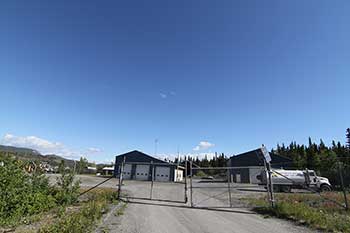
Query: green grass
[
  {"left": 114, "top": 202, "right": 127, "bottom": 216},
  {"left": 246, "top": 193, "right": 350, "bottom": 232},
  {"left": 38, "top": 189, "right": 119, "bottom": 233}
]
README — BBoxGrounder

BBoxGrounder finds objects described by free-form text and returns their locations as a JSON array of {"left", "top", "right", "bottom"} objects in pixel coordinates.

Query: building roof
[
  {"left": 229, "top": 148, "right": 292, "bottom": 168},
  {"left": 102, "top": 167, "right": 114, "bottom": 171},
  {"left": 115, "top": 150, "right": 172, "bottom": 165}
]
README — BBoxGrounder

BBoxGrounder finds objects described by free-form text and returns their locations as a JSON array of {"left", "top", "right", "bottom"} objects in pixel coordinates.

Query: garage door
[
  {"left": 135, "top": 165, "right": 150, "bottom": 181},
  {"left": 122, "top": 164, "right": 132, "bottom": 180},
  {"left": 155, "top": 166, "right": 170, "bottom": 182}
]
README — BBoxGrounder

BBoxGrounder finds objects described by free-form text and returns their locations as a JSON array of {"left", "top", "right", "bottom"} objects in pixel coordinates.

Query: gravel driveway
[
  {"left": 47, "top": 175, "right": 314, "bottom": 233},
  {"left": 97, "top": 179, "right": 315, "bottom": 233}
]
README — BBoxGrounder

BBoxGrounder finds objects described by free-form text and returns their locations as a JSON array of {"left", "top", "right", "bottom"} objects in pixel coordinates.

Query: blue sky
[{"left": 0, "top": 1, "right": 349, "bottom": 162}]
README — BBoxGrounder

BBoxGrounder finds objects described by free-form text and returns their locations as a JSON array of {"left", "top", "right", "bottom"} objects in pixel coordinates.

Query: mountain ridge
[{"left": 0, "top": 144, "right": 76, "bottom": 167}]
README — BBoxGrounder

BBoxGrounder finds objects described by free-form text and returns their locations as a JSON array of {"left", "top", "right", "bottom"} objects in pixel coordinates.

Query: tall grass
[
  {"left": 248, "top": 193, "right": 350, "bottom": 232},
  {"left": 39, "top": 189, "right": 118, "bottom": 233}
]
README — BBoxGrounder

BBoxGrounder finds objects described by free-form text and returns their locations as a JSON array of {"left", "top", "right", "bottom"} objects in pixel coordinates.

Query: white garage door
[
  {"left": 122, "top": 164, "right": 132, "bottom": 180},
  {"left": 155, "top": 166, "right": 170, "bottom": 182},
  {"left": 135, "top": 165, "right": 150, "bottom": 181}
]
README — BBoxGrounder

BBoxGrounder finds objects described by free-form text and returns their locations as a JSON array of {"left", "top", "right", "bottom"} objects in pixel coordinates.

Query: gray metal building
[
  {"left": 228, "top": 149, "right": 292, "bottom": 184},
  {"left": 114, "top": 150, "right": 183, "bottom": 182}
]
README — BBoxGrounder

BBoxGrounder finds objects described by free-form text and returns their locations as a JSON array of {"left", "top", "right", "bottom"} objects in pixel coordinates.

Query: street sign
[{"left": 261, "top": 146, "right": 271, "bottom": 163}]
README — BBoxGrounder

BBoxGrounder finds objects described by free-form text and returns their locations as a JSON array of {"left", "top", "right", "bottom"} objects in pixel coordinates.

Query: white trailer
[{"left": 257, "top": 169, "right": 332, "bottom": 192}]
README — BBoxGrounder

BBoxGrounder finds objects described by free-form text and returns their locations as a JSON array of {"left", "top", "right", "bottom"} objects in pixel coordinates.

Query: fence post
[
  {"left": 338, "top": 162, "right": 349, "bottom": 210},
  {"left": 264, "top": 160, "right": 275, "bottom": 208},
  {"left": 268, "top": 163, "right": 275, "bottom": 208},
  {"left": 227, "top": 169, "right": 232, "bottom": 208},
  {"left": 117, "top": 156, "right": 126, "bottom": 200},
  {"left": 184, "top": 160, "right": 188, "bottom": 203},
  {"left": 190, "top": 161, "right": 193, "bottom": 207},
  {"left": 150, "top": 161, "right": 155, "bottom": 199}
]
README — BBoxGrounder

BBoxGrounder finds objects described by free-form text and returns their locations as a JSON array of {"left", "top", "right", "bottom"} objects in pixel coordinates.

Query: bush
[
  {"left": 51, "top": 166, "right": 80, "bottom": 205},
  {"left": 0, "top": 158, "right": 56, "bottom": 226},
  {"left": 0, "top": 157, "right": 82, "bottom": 227},
  {"left": 195, "top": 170, "right": 207, "bottom": 177}
]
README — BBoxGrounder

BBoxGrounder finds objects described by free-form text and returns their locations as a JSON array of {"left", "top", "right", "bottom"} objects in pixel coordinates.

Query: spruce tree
[{"left": 346, "top": 128, "right": 350, "bottom": 152}]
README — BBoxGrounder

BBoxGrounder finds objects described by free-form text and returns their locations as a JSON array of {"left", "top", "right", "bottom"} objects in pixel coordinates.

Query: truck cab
[{"left": 307, "top": 170, "right": 332, "bottom": 192}]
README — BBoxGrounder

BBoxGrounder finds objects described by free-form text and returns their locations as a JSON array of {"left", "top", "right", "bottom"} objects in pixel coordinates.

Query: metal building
[
  {"left": 227, "top": 149, "right": 292, "bottom": 184},
  {"left": 114, "top": 150, "right": 183, "bottom": 182}
]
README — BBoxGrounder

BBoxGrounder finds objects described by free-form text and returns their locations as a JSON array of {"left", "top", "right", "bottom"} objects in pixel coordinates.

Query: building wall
[
  {"left": 117, "top": 164, "right": 176, "bottom": 182},
  {"left": 230, "top": 168, "right": 250, "bottom": 183}
]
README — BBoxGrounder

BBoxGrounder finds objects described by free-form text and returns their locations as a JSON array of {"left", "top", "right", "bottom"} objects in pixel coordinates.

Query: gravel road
[
  {"left": 97, "top": 179, "right": 315, "bottom": 233},
  {"left": 47, "top": 175, "right": 314, "bottom": 233},
  {"left": 47, "top": 174, "right": 119, "bottom": 189}
]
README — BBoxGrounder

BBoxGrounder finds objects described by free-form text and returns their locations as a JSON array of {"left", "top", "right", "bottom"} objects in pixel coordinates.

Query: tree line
[
  {"left": 272, "top": 137, "right": 350, "bottom": 187},
  {"left": 173, "top": 136, "right": 350, "bottom": 187}
]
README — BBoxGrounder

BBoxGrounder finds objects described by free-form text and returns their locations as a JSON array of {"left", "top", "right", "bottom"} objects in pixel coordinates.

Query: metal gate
[
  {"left": 118, "top": 160, "right": 188, "bottom": 204},
  {"left": 117, "top": 159, "right": 270, "bottom": 208},
  {"left": 189, "top": 162, "right": 268, "bottom": 208}
]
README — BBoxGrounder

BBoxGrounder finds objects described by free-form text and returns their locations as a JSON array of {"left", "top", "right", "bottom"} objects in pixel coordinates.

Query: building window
[{"left": 137, "top": 173, "right": 139, "bottom": 175}]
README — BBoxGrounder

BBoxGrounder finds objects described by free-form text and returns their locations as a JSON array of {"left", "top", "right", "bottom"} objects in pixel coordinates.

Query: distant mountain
[
  {"left": 0, "top": 145, "right": 40, "bottom": 155},
  {"left": 0, "top": 145, "right": 76, "bottom": 167}
]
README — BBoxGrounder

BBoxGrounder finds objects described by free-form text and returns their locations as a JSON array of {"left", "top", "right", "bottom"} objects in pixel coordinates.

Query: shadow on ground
[{"left": 122, "top": 199, "right": 257, "bottom": 215}]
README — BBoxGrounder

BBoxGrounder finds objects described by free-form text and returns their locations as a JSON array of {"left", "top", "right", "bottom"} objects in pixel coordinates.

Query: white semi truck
[{"left": 257, "top": 169, "right": 332, "bottom": 192}]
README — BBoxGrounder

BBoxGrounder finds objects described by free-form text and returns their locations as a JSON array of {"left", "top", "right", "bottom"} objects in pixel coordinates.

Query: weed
[
  {"left": 114, "top": 203, "right": 127, "bottom": 216},
  {"left": 246, "top": 193, "right": 350, "bottom": 232},
  {"left": 39, "top": 189, "right": 118, "bottom": 233}
]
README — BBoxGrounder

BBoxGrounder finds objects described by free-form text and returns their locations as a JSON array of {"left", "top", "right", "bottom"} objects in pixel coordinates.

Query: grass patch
[
  {"left": 38, "top": 189, "right": 119, "bottom": 233},
  {"left": 114, "top": 202, "right": 127, "bottom": 216},
  {"left": 246, "top": 193, "right": 350, "bottom": 232}
]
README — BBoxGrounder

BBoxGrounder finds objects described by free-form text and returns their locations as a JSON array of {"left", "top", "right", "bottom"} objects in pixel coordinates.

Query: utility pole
[
  {"left": 117, "top": 156, "right": 126, "bottom": 200},
  {"left": 154, "top": 139, "right": 158, "bottom": 158}
]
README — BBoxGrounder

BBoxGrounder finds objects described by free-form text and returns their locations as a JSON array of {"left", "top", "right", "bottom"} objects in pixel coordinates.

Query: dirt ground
[
  {"left": 94, "top": 178, "right": 315, "bottom": 233},
  {"left": 47, "top": 174, "right": 315, "bottom": 233},
  {"left": 47, "top": 173, "right": 119, "bottom": 189}
]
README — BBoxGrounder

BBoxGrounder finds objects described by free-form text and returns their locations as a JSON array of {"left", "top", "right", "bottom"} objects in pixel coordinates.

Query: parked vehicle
[{"left": 257, "top": 169, "right": 332, "bottom": 192}]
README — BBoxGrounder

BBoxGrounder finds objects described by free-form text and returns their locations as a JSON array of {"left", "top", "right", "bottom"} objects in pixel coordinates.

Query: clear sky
[{"left": 0, "top": 1, "right": 349, "bottom": 162}]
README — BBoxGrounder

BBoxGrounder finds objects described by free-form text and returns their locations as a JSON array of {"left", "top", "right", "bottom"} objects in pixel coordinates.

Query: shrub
[
  {"left": 0, "top": 157, "right": 56, "bottom": 226},
  {"left": 195, "top": 170, "right": 207, "bottom": 177},
  {"left": 51, "top": 170, "right": 81, "bottom": 205}
]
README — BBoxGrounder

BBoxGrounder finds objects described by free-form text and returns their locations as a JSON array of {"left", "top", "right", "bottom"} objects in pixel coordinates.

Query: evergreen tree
[{"left": 346, "top": 128, "right": 350, "bottom": 152}]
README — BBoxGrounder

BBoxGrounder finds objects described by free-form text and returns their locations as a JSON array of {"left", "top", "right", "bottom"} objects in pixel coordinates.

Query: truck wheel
[
  {"left": 281, "top": 186, "right": 291, "bottom": 193},
  {"left": 320, "top": 185, "right": 331, "bottom": 192},
  {"left": 273, "top": 185, "right": 281, "bottom": 192}
]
